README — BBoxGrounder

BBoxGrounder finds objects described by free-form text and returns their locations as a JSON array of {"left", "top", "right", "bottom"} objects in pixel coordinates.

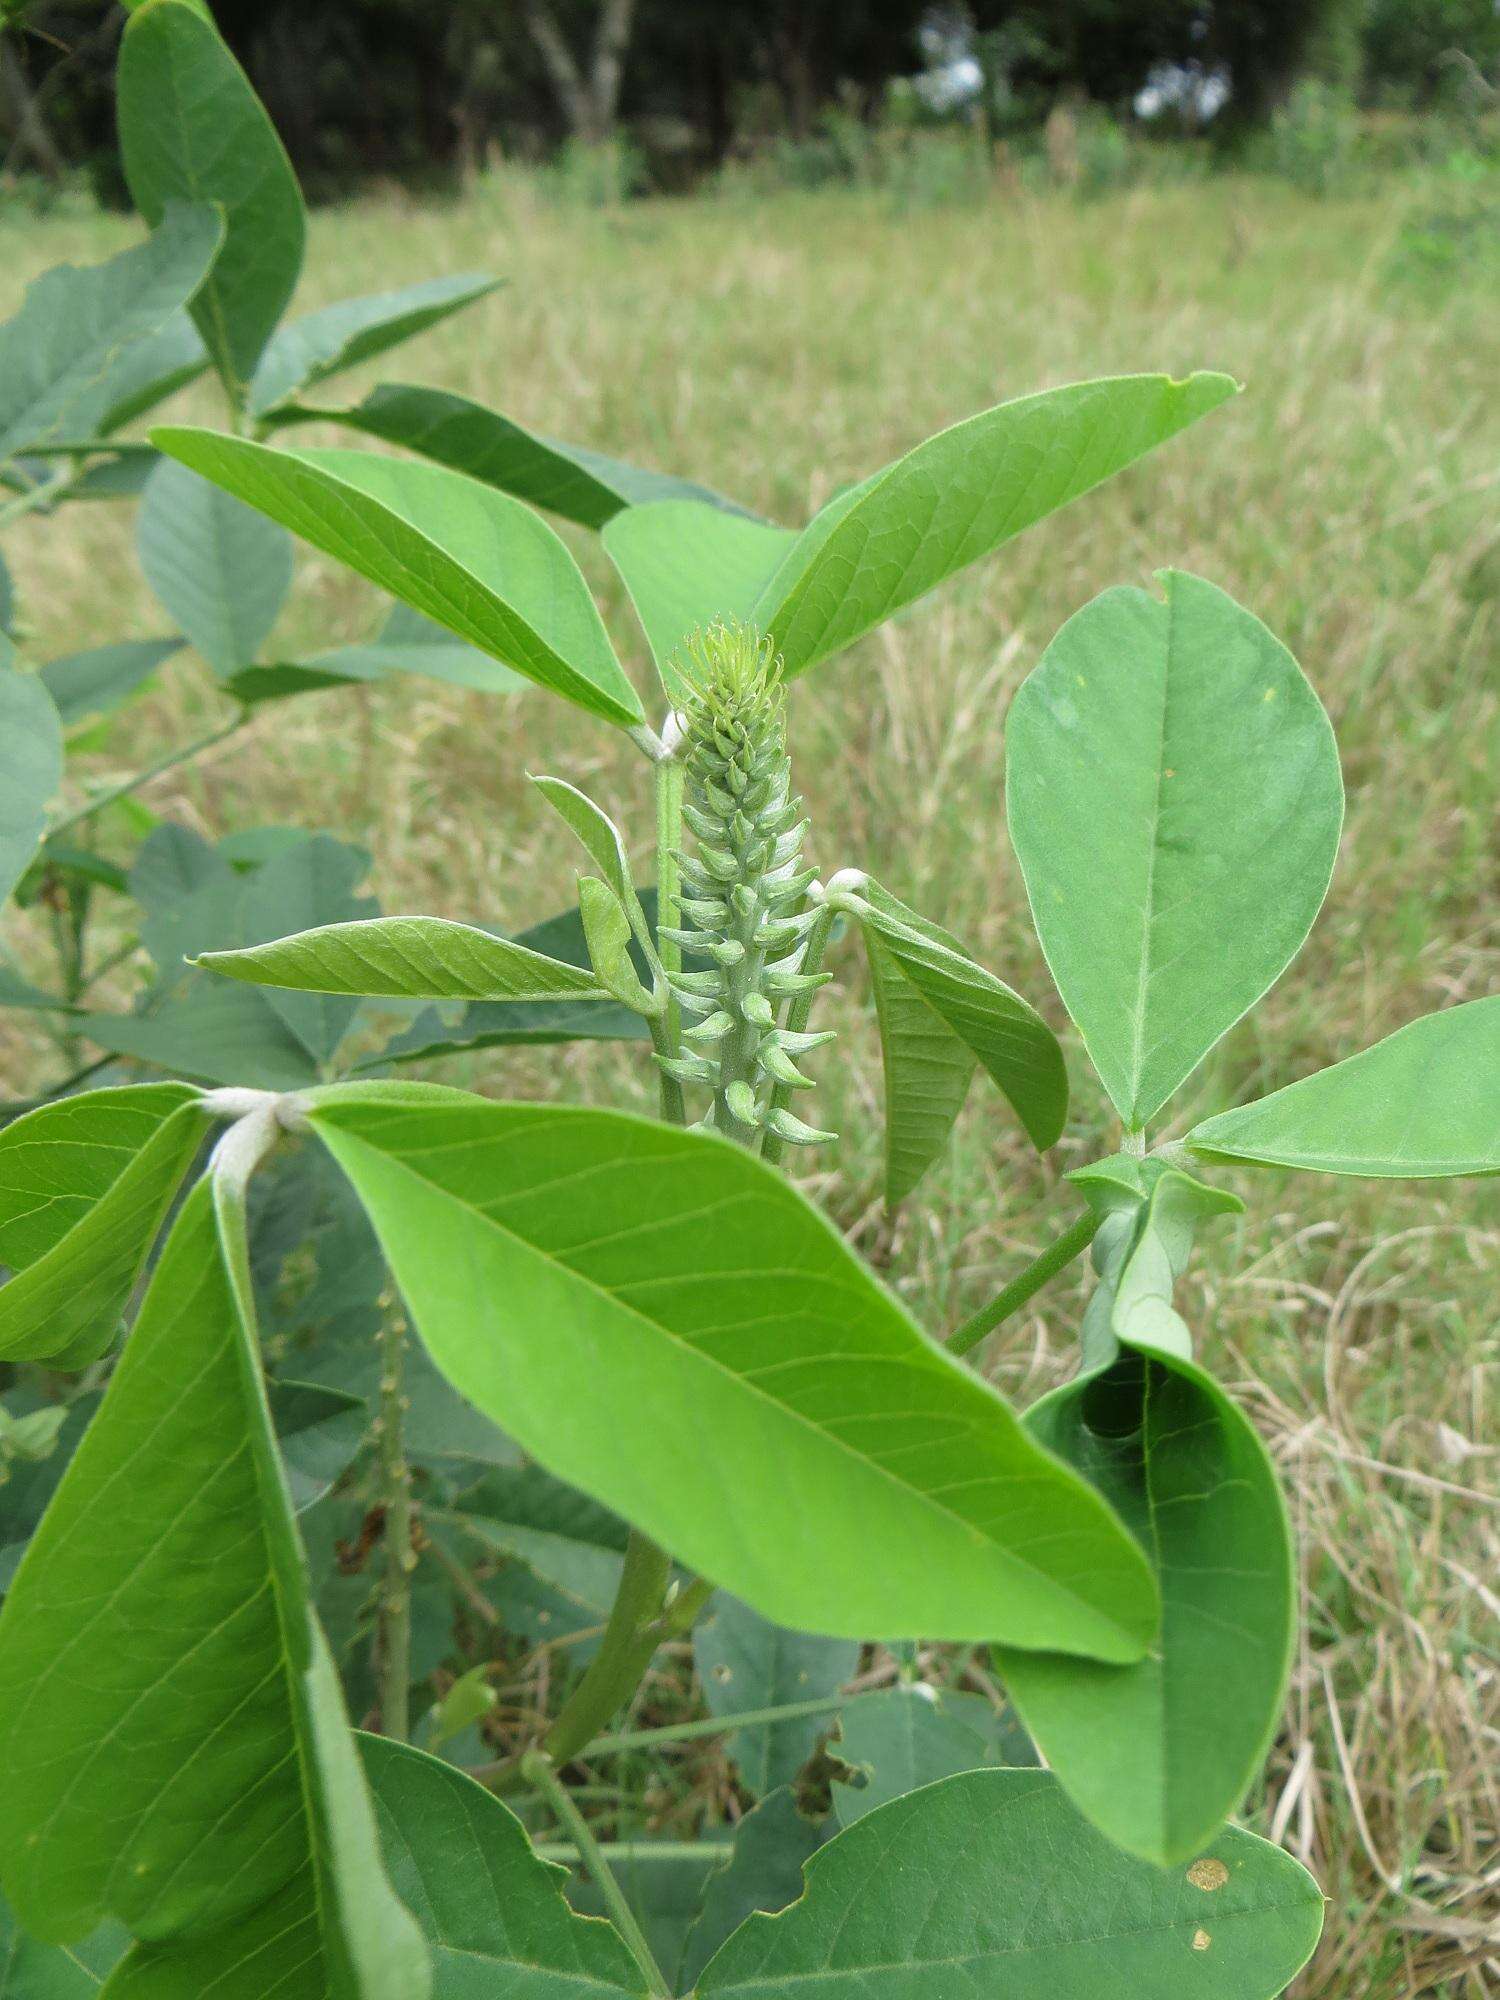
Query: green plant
[{"left": 0, "top": 7, "right": 1494, "bottom": 1999}]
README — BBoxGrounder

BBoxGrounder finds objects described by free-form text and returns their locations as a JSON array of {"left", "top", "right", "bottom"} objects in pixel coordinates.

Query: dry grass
[{"left": 2, "top": 164, "right": 1497, "bottom": 1995}]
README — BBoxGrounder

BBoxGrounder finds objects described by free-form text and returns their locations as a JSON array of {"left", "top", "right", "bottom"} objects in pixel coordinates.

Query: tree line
[{"left": 3, "top": 0, "right": 1495, "bottom": 195}]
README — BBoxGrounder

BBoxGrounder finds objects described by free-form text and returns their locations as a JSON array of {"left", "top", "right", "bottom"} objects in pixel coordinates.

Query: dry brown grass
[{"left": 2, "top": 164, "right": 1496, "bottom": 1994}]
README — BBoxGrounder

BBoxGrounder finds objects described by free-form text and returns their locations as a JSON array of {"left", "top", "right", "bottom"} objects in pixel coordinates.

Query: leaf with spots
[{"left": 695, "top": 1768, "right": 1322, "bottom": 2000}]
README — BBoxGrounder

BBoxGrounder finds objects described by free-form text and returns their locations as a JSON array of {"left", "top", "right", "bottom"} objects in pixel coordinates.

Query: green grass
[{"left": 3, "top": 164, "right": 1497, "bottom": 1998}]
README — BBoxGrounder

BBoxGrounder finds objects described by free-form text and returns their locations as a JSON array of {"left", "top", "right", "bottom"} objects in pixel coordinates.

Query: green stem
[
  {"left": 948, "top": 1209, "right": 1100, "bottom": 1357},
  {"left": 652, "top": 752, "right": 686, "bottom": 1124},
  {"left": 44, "top": 708, "right": 249, "bottom": 844},
  {"left": 535, "top": 1840, "right": 732, "bottom": 1866},
  {"left": 539, "top": 1530, "right": 673, "bottom": 1767},
  {"left": 586, "top": 1691, "right": 848, "bottom": 1757},
  {"left": 374, "top": 1293, "right": 416, "bottom": 1741},
  {"left": 521, "top": 1752, "right": 670, "bottom": 1999},
  {"left": 0, "top": 463, "right": 77, "bottom": 530},
  {"left": 758, "top": 894, "right": 836, "bottom": 1168}
]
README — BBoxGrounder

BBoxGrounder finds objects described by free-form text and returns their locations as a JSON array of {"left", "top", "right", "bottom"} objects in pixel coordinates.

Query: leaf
[
  {"left": 248, "top": 275, "right": 500, "bottom": 417},
  {"left": 38, "top": 639, "right": 182, "bottom": 727},
  {"left": 0, "top": 1080, "right": 197, "bottom": 1267},
  {"left": 443, "top": 1464, "right": 630, "bottom": 1661},
  {"left": 994, "top": 1160, "right": 1291, "bottom": 1867},
  {"left": 602, "top": 502, "right": 797, "bottom": 696},
  {"left": 1006, "top": 571, "right": 1344, "bottom": 1129},
  {"left": 680, "top": 1791, "right": 826, "bottom": 1993},
  {"left": 1188, "top": 995, "right": 1500, "bottom": 1179},
  {"left": 269, "top": 1379, "right": 368, "bottom": 1513},
  {"left": 695, "top": 1769, "right": 1323, "bottom": 2000},
  {"left": 237, "top": 833, "right": 377, "bottom": 1064},
  {"left": 118, "top": 0, "right": 306, "bottom": 392},
  {"left": 0, "top": 1885, "right": 127, "bottom": 1995},
  {"left": 136, "top": 456, "right": 293, "bottom": 674},
  {"left": 358, "top": 1734, "right": 647, "bottom": 1999},
  {"left": 850, "top": 879, "right": 1068, "bottom": 1156},
  {"left": 253, "top": 1139, "right": 516, "bottom": 1472},
  {"left": 694, "top": 1595, "right": 859, "bottom": 1796},
  {"left": 831, "top": 1683, "right": 1036, "bottom": 1827},
  {"left": 0, "top": 204, "right": 222, "bottom": 465},
  {"left": 201, "top": 914, "right": 606, "bottom": 1007},
  {"left": 755, "top": 372, "right": 1239, "bottom": 680},
  {"left": 307, "top": 1087, "right": 1158, "bottom": 1659},
  {"left": 151, "top": 429, "right": 643, "bottom": 726},
  {"left": 81, "top": 982, "right": 324, "bottom": 1091},
  {"left": 0, "top": 1084, "right": 206, "bottom": 1369},
  {"left": 0, "top": 672, "right": 63, "bottom": 907},
  {"left": 531, "top": 774, "right": 652, "bottom": 946},
  {"left": 289, "top": 380, "right": 755, "bottom": 529},
  {"left": 862, "top": 902, "right": 976, "bottom": 1205},
  {"left": 304, "top": 601, "right": 530, "bottom": 697},
  {"left": 95, "top": 309, "right": 208, "bottom": 434},
  {"left": 0, "top": 1177, "right": 430, "bottom": 1997}
]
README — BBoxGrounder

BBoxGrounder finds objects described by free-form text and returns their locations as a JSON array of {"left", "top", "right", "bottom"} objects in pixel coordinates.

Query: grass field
[{"left": 3, "top": 164, "right": 1497, "bottom": 1995}]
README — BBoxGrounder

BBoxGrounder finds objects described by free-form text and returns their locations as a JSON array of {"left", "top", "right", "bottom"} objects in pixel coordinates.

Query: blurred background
[
  {"left": 3, "top": 0, "right": 1499, "bottom": 204},
  {"left": 2, "top": 7, "right": 1496, "bottom": 1997}
]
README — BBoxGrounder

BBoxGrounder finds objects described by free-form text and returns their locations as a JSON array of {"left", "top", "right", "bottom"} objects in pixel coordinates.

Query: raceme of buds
[{"left": 656, "top": 622, "right": 834, "bottom": 1148}]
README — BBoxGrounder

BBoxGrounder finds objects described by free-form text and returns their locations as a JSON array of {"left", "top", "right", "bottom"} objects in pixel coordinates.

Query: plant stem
[
  {"left": 652, "top": 751, "right": 686, "bottom": 1124},
  {"left": 758, "top": 892, "right": 836, "bottom": 1168},
  {"left": 541, "top": 1530, "right": 673, "bottom": 1764},
  {"left": 947, "top": 1209, "right": 1100, "bottom": 1357},
  {"left": 586, "top": 1691, "right": 848, "bottom": 1757},
  {"left": 374, "top": 1290, "right": 416, "bottom": 1741},
  {"left": 0, "top": 463, "right": 76, "bottom": 530},
  {"left": 534, "top": 1840, "right": 732, "bottom": 1866},
  {"left": 44, "top": 708, "right": 249, "bottom": 844},
  {"left": 520, "top": 1751, "right": 670, "bottom": 1998}
]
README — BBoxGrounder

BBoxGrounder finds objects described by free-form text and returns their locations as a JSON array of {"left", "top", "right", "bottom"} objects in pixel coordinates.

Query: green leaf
[
  {"left": 269, "top": 1379, "right": 368, "bottom": 1513},
  {"left": 286, "top": 380, "right": 755, "bottom": 529},
  {"left": 602, "top": 502, "right": 796, "bottom": 697},
  {"left": 530, "top": 773, "right": 653, "bottom": 949},
  {"left": 82, "top": 983, "right": 324, "bottom": 1091},
  {"left": 359, "top": 1733, "right": 647, "bottom": 1999},
  {"left": 849, "top": 879, "right": 1068, "bottom": 1157},
  {"left": 0, "top": 204, "right": 222, "bottom": 466},
  {"left": 1188, "top": 995, "right": 1500, "bottom": 1179},
  {"left": 307, "top": 1087, "right": 1158, "bottom": 1659},
  {"left": 578, "top": 877, "right": 659, "bottom": 1014},
  {"left": 0, "top": 1176, "right": 430, "bottom": 1996},
  {"left": 0, "top": 1080, "right": 197, "bottom": 1267},
  {"left": 694, "top": 1595, "right": 858, "bottom": 1796},
  {"left": 831, "top": 1683, "right": 1036, "bottom": 1827},
  {"left": 680, "top": 1792, "right": 826, "bottom": 1994},
  {"left": 442, "top": 1464, "right": 630, "bottom": 1661},
  {"left": 0, "top": 1083, "right": 205, "bottom": 1369},
  {"left": 237, "top": 832, "right": 377, "bottom": 1064},
  {"left": 96, "top": 309, "right": 209, "bottom": 434},
  {"left": 696, "top": 1769, "right": 1323, "bottom": 2000},
  {"left": 994, "top": 1161, "right": 1290, "bottom": 1868},
  {"left": 38, "top": 639, "right": 182, "bottom": 727},
  {"left": 0, "top": 672, "right": 63, "bottom": 908},
  {"left": 0, "top": 1884, "right": 127, "bottom": 1994},
  {"left": 304, "top": 601, "right": 530, "bottom": 697},
  {"left": 201, "top": 914, "right": 606, "bottom": 1005},
  {"left": 1006, "top": 571, "right": 1343, "bottom": 1129},
  {"left": 118, "top": 0, "right": 306, "bottom": 392},
  {"left": 756, "top": 372, "right": 1239, "bottom": 680},
  {"left": 137, "top": 456, "right": 293, "bottom": 674},
  {"left": 254, "top": 1139, "right": 516, "bottom": 1473},
  {"left": 150, "top": 429, "right": 643, "bottom": 726},
  {"left": 861, "top": 898, "right": 976, "bottom": 1206},
  {"left": 248, "top": 275, "right": 501, "bottom": 417}
]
